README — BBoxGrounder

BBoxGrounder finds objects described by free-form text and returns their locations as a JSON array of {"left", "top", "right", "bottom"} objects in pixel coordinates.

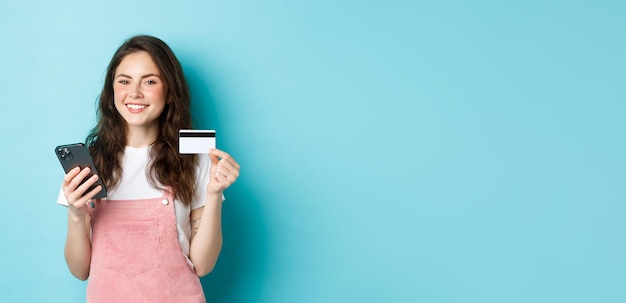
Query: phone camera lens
[{"left": 57, "top": 147, "right": 73, "bottom": 161}]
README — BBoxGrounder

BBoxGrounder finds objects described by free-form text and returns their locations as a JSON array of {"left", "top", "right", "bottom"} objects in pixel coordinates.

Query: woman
[{"left": 57, "top": 35, "right": 240, "bottom": 302}]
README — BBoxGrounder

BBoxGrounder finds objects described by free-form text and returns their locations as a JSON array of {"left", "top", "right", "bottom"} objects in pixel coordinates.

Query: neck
[{"left": 126, "top": 124, "right": 159, "bottom": 148}]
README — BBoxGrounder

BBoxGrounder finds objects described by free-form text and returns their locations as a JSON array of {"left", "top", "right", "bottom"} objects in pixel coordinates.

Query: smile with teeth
[{"left": 127, "top": 104, "right": 148, "bottom": 110}]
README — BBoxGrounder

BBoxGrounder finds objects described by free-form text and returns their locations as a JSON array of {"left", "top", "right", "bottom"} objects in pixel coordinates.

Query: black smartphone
[{"left": 55, "top": 143, "right": 107, "bottom": 199}]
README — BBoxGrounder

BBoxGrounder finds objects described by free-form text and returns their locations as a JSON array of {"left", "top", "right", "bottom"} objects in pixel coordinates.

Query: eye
[
  {"left": 145, "top": 79, "right": 158, "bottom": 85},
  {"left": 118, "top": 80, "right": 129, "bottom": 85}
]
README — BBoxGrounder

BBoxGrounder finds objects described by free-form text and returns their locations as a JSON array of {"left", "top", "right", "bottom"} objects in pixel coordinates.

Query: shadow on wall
[
  {"left": 201, "top": 188, "right": 269, "bottom": 302},
  {"left": 183, "top": 63, "right": 270, "bottom": 302},
  {"left": 184, "top": 63, "right": 220, "bottom": 130}
]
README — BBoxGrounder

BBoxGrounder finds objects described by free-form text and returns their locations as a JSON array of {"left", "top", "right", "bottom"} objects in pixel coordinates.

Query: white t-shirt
[{"left": 57, "top": 146, "right": 219, "bottom": 260}]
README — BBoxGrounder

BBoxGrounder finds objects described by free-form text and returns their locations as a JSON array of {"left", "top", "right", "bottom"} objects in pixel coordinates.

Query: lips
[{"left": 126, "top": 103, "right": 149, "bottom": 113}]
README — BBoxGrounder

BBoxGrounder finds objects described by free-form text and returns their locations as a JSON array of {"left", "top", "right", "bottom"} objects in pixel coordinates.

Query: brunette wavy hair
[{"left": 86, "top": 35, "right": 197, "bottom": 205}]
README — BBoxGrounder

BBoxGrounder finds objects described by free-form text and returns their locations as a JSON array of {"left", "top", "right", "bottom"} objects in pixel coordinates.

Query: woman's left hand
[{"left": 207, "top": 148, "right": 240, "bottom": 194}]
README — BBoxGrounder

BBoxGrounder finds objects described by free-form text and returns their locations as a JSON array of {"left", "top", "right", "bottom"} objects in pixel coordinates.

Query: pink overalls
[{"left": 87, "top": 189, "right": 206, "bottom": 302}]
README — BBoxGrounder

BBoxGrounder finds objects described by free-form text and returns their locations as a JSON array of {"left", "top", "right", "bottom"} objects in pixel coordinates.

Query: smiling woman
[
  {"left": 0, "top": 0, "right": 615, "bottom": 301},
  {"left": 113, "top": 51, "right": 168, "bottom": 136},
  {"left": 56, "top": 35, "right": 240, "bottom": 303}
]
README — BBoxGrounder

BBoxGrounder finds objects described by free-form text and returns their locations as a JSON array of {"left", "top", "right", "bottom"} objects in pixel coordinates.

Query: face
[{"left": 113, "top": 51, "right": 168, "bottom": 131}]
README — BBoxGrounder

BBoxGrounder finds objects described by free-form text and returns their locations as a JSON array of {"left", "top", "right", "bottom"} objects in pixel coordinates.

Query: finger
[
  {"left": 64, "top": 167, "right": 94, "bottom": 200},
  {"left": 63, "top": 167, "right": 82, "bottom": 186},
  {"left": 221, "top": 156, "right": 240, "bottom": 171},
  {"left": 215, "top": 161, "right": 239, "bottom": 183},
  {"left": 81, "top": 196, "right": 100, "bottom": 209},
  {"left": 213, "top": 170, "right": 225, "bottom": 185},
  {"left": 216, "top": 163, "right": 239, "bottom": 181},
  {"left": 218, "top": 172, "right": 236, "bottom": 184},
  {"left": 217, "top": 157, "right": 238, "bottom": 171},
  {"left": 83, "top": 185, "right": 103, "bottom": 202},
  {"left": 210, "top": 149, "right": 240, "bottom": 170},
  {"left": 69, "top": 186, "right": 101, "bottom": 210},
  {"left": 68, "top": 167, "right": 92, "bottom": 190},
  {"left": 73, "top": 174, "right": 100, "bottom": 199},
  {"left": 209, "top": 148, "right": 233, "bottom": 161},
  {"left": 209, "top": 153, "right": 219, "bottom": 166},
  {"left": 215, "top": 169, "right": 231, "bottom": 181},
  {"left": 215, "top": 160, "right": 234, "bottom": 175},
  {"left": 72, "top": 182, "right": 102, "bottom": 206}
]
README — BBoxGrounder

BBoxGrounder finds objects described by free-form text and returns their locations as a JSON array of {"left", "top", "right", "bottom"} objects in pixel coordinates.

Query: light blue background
[{"left": 1, "top": 0, "right": 624, "bottom": 302}]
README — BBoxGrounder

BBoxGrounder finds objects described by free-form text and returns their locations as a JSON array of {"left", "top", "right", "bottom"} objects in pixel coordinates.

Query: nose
[{"left": 129, "top": 83, "right": 143, "bottom": 99}]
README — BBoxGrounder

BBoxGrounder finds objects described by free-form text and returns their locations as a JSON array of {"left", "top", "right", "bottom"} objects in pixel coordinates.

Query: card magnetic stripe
[{"left": 179, "top": 132, "right": 216, "bottom": 138}]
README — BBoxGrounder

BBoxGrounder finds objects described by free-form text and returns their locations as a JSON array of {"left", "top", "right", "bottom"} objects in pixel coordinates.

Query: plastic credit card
[{"left": 179, "top": 130, "right": 216, "bottom": 154}]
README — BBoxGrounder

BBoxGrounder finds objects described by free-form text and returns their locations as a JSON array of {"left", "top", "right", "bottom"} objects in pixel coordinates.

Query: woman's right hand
[{"left": 62, "top": 167, "right": 102, "bottom": 221}]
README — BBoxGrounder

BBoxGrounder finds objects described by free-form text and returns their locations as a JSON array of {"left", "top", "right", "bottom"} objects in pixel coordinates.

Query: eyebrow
[{"left": 115, "top": 73, "right": 161, "bottom": 79}]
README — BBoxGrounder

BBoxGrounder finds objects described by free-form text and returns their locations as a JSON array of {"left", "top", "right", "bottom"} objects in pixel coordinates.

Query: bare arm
[
  {"left": 188, "top": 193, "right": 223, "bottom": 277},
  {"left": 65, "top": 210, "right": 92, "bottom": 280},
  {"left": 189, "top": 149, "right": 240, "bottom": 277},
  {"left": 62, "top": 167, "right": 102, "bottom": 280}
]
